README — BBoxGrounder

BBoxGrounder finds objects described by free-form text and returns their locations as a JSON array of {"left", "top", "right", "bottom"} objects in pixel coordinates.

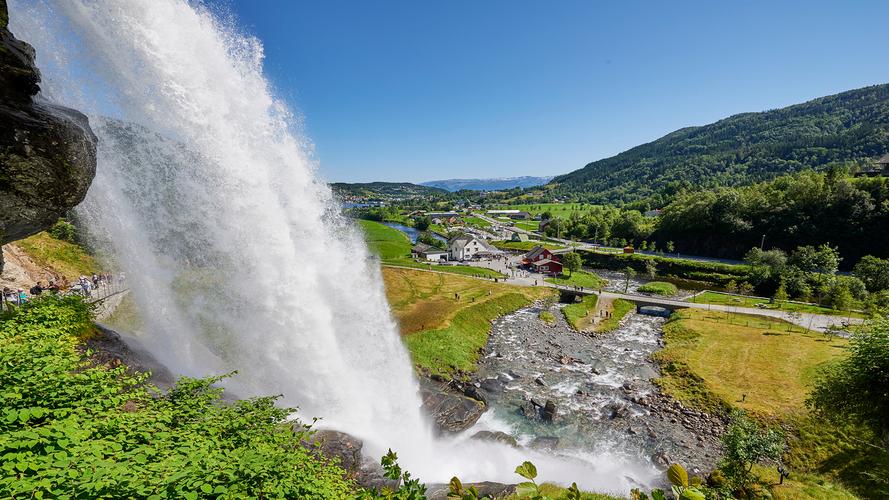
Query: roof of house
[
  {"left": 530, "top": 258, "right": 560, "bottom": 267},
  {"left": 525, "top": 245, "right": 549, "bottom": 260},
  {"left": 879, "top": 153, "right": 889, "bottom": 164},
  {"left": 511, "top": 232, "right": 529, "bottom": 241},
  {"left": 412, "top": 243, "right": 447, "bottom": 254}
]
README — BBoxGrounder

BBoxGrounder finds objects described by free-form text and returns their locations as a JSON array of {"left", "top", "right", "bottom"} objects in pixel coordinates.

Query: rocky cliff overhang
[{"left": 0, "top": 0, "right": 97, "bottom": 252}]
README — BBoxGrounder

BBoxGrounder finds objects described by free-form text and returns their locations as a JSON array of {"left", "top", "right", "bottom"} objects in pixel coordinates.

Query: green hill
[
  {"left": 330, "top": 181, "right": 446, "bottom": 198},
  {"left": 551, "top": 84, "right": 889, "bottom": 203}
]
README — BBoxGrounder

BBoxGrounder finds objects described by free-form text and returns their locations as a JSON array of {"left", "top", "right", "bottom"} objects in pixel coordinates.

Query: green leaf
[
  {"left": 514, "top": 461, "right": 538, "bottom": 480},
  {"left": 514, "top": 481, "right": 538, "bottom": 498},
  {"left": 667, "top": 463, "right": 688, "bottom": 487},
  {"left": 200, "top": 483, "right": 213, "bottom": 494},
  {"left": 679, "top": 488, "right": 706, "bottom": 500},
  {"left": 651, "top": 489, "right": 666, "bottom": 500}
]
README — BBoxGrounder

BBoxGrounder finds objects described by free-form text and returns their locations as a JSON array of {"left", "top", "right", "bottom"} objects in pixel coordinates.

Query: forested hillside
[
  {"left": 330, "top": 182, "right": 446, "bottom": 198},
  {"left": 551, "top": 84, "right": 889, "bottom": 204}
]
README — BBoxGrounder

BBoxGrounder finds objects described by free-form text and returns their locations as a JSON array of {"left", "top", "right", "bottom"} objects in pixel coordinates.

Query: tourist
[
  {"left": 30, "top": 282, "right": 44, "bottom": 296},
  {"left": 17, "top": 289, "right": 27, "bottom": 305}
]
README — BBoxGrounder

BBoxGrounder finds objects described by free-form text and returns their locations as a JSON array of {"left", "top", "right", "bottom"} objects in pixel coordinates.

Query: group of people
[{"left": 1, "top": 272, "right": 124, "bottom": 309}]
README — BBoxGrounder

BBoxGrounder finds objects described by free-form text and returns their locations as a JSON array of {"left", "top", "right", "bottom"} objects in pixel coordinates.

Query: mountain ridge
[
  {"left": 550, "top": 83, "right": 889, "bottom": 203},
  {"left": 421, "top": 175, "right": 553, "bottom": 192}
]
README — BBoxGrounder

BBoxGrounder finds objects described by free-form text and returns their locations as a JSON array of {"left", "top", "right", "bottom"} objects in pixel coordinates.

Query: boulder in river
[
  {"left": 420, "top": 378, "right": 486, "bottom": 433},
  {"left": 471, "top": 430, "right": 519, "bottom": 448}
]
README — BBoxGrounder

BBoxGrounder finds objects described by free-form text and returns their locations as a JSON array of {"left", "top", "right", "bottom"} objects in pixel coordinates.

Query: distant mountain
[
  {"left": 421, "top": 176, "right": 553, "bottom": 192},
  {"left": 551, "top": 84, "right": 889, "bottom": 203},
  {"left": 329, "top": 182, "right": 446, "bottom": 198}
]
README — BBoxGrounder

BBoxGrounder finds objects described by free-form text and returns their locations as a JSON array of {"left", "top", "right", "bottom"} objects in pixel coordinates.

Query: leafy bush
[
  {"left": 49, "top": 218, "right": 77, "bottom": 243},
  {"left": 0, "top": 296, "right": 354, "bottom": 498},
  {"left": 637, "top": 282, "right": 678, "bottom": 296}
]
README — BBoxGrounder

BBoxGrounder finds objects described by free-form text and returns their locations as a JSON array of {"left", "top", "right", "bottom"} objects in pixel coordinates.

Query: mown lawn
[
  {"left": 636, "top": 281, "right": 678, "bottom": 295},
  {"left": 462, "top": 216, "right": 491, "bottom": 229},
  {"left": 545, "top": 270, "right": 605, "bottom": 289},
  {"left": 656, "top": 309, "right": 847, "bottom": 417},
  {"left": 654, "top": 309, "right": 883, "bottom": 498},
  {"left": 382, "top": 267, "right": 552, "bottom": 377},
  {"left": 14, "top": 232, "right": 99, "bottom": 280},
  {"left": 692, "top": 291, "right": 864, "bottom": 318},
  {"left": 492, "top": 202, "right": 598, "bottom": 219}
]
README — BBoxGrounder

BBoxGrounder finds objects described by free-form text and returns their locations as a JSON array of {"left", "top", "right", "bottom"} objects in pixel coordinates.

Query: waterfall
[{"left": 11, "top": 0, "right": 656, "bottom": 490}]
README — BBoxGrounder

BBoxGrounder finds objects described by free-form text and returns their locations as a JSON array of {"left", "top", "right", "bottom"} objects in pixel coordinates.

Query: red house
[{"left": 523, "top": 245, "right": 565, "bottom": 275}]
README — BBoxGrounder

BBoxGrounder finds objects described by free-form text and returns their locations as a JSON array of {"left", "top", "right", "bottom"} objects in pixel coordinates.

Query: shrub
[
  {"left": 49, "top": 218, "right": 77, "bottom": 242},
  {"left": 0, "top": 296, "right": 354, "bottom": 498},
  {"left": 637, "top": 281, "right": 678, "bottom": 295}
]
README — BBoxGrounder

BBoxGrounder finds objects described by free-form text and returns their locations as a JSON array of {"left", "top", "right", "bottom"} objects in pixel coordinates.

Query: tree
[
  {"left": 854, "top": 255, "right": 889, "bottom": 293},
  {"left": 773, "top": 280, "right": 788, "bottom": 304},
  {"left": 738, "top": 282, "right": 754, "bottom": 296},
  {"left": 719, "top": 410, "right": 784, "bottom": 487},
  {"left": 563, "top": 252, "right": 582, "bottom": 276},
  {"left": 666, "top": 241, "right": 675, "bottom": 254},
  {"left": 809, "top": 317, "right": 889, "bottom": 451},
  {"left": 725, "top": 279, "right": 738, "bottom": 294},
  {"left": 414, "top": 216, "right": 431, "bottom": 231},
  {"left": 644, "top": 259, "right": 657, "bottom": 280},
  {"left": 623, "top": 266, "right": 637, "bottom": 293}
]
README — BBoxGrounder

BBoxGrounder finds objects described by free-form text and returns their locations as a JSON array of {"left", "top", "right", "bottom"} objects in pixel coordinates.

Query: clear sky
[{"left": 217, "top": 0, "right": 889, "bottom": 183}]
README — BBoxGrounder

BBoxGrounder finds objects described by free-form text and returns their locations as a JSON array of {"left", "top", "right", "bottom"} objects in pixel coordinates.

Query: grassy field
[
  {"left": 545, "top": 270, "right": 605, "bottom": 289},
  {"left": 692, "top": 291, "right": 864, "bottom": 318},
  {"left": 462, "top": 216, "right": 491, "bottom": 229},
  {"left": 653, "top": 309, "right": 885, "bottom": 497},
  {"left": 656, "top": 309, "right": 847, "bottom": 417},
  {"left": 637, "top": 281, "right": 678, "bottom": 295},
  {"left": 562, "top": 294, "right": 598, "bottom": 331},
  {"left": 514, "top": 220, "right": 540, "bottom": 231},
  {"left": 596, "top": 298, "right": 633, "bottom": 332},
  {"left": 15, "top": 232, "right": 99, "bottom": 280},
  {"left": 382, "top": 267, "right": 552, "bottom": 377},
  {"left": 357, "top": 219, "right": 412, "bottom": 260},
  {"left": 493, "top": 203, "right": 597, "bottom": 219}
]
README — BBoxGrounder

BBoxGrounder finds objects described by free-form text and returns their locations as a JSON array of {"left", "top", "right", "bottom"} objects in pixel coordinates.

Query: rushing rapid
[{"left": 11, "top": 0, "right": 656, "bottom": 490}]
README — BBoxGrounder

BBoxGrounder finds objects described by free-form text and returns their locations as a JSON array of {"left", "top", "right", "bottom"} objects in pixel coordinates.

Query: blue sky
[{"left": 219, "top": 1, "right": 889, "bottom": 183}]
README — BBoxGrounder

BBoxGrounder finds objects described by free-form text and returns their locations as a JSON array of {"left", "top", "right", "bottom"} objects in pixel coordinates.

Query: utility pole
[{"left": 760, "top": 234, "right": 766, "bottom": 250}]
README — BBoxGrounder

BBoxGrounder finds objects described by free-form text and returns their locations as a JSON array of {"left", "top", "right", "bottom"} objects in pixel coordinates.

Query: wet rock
[
  {"left": 480, "top": 377, "right": 505, "bottom": 395},
  {"left": 530, "top": 436, "right": 560, "bottom": 450},
  {"left": 426, "top": 482, "right": 515, "bottom": 500},
  {"left": 534, "top": 376, "right": 547, "bottom": 387},
  {"left": 517, "top": 399, "right": 542, "bottom": 421},
  {"left": 308, "top": 430, "right": 363, "bottom": 473},
  {"left": 420, "top": 378, "right": 486, "bottom": 433},
  {"left": 541, "top": 400, "right": 557, "bottom": 423},
  {"left": 472, "top": 430, "right": 519, "bottom": 448},
  {"left": 0, "top": 2, "right": 97, "bottom": 259}
]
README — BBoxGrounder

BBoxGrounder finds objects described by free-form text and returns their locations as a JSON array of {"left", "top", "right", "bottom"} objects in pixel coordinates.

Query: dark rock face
[
  {"left": 419, "top": 377, "right": 486, "bottom": 434},
  {"left": 0, "top": 0, "right": 97, "bottom": 261},
  {"left": 471, "top": 430, "right": 518, "bottom": 448}
]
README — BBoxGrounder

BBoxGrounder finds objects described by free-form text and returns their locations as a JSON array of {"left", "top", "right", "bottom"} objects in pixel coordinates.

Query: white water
[{"left": 11, "top": 0, "right": 655, "bottom": 490}]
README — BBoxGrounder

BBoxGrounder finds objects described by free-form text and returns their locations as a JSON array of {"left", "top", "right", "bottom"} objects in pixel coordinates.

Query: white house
[
  {"left": 411, "top": 243, "right": 448, "bottom": 262},
  {"left": 448, "top": 235, "right": 495, "bottom": 261}
]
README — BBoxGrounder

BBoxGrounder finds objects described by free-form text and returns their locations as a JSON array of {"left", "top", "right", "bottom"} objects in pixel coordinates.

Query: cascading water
[{"left": 11, "top": 0, "right": 657, "bottom": 490}]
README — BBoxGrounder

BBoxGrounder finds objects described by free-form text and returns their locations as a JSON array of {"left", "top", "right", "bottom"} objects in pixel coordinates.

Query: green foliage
[
  {"left": 578, "top": 250, "right": 749, "bottom": 289},
  {"left": 359, "top": 450, "right": 427, "bottom": 500},
  {"left": 719, "top": 410, "right": 785, "bottom": 487},
  {"left": 415, "top": 216, "right": 432, "bottom": 231},
  {"left": 562, "top": 252, "right": 583, "bottom": 274},
  {"left": 809, "top": 317, "right": 889, "bottom": 451},
  {"left": 561, "top": 294, "right": 598, "bottom": 331},
  {"left": 637, "top": 281, "right": 678, "bottom": 296},
  {"left": 0, "top": 296, "right": 354, "bottom": 498},
  {"left": 48, "top": 218, "right": 77, "bottom": 243},
  {"left": 854, "top": 255, "right": 889, "bottom": 292},
  {"left": 551, "top": 84, "right": 889, "bottom": 206},
  {"left": 539, "top": 310, "right": 556, "bottom": 324}
]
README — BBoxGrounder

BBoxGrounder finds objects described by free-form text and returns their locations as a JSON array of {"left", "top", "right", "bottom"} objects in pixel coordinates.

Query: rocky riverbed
[{"left": 469, "top": 302, "right": 724, "bottom": 478}]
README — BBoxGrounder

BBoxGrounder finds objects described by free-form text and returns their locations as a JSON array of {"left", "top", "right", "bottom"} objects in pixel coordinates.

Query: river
[
  {"left": 381, "top": 221, "right": 447, "bottom": 244},
  {"left": 468, "top": 302, "right": 724, "bottom": 484}
]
